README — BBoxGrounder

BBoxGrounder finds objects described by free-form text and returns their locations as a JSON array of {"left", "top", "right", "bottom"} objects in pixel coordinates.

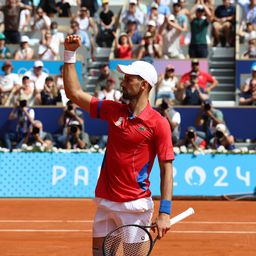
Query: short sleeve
[{"left": 154, "top": 117, "right": 174, "bottom": 161}]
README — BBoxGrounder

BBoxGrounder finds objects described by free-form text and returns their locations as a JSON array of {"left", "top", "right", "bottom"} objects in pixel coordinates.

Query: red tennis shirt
[{"left": 90, "top": 97, "right": 174, "bottom": 202}]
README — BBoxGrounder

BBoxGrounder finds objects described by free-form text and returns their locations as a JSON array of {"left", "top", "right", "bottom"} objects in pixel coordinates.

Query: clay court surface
[{"left": 0, "top": 199, "right": 255, "bottom": 256}]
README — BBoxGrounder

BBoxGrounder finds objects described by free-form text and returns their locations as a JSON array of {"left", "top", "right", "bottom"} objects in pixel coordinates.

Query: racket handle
[{"left": 170, "top": 207, "right": 195, "bottom": 226}]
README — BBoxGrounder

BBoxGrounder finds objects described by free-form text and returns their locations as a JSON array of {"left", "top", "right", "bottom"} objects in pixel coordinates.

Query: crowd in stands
[{"left": 0, "top": 0, "right": 255, "bottom": 152}]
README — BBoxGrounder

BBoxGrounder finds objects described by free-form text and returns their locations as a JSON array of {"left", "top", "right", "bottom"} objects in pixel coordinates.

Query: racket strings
[{"left": 103, "top": 225, "right": 152, "bottom": 256}]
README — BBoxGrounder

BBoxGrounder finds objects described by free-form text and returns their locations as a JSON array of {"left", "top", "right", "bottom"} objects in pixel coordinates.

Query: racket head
[{"left": 102, "top": 224, "right": 154, "bottom": 256}]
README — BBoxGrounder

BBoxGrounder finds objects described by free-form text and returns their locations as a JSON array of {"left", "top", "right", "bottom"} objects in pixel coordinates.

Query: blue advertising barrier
[{"left": 0, "top": 153, "right": 255, "bottom": 197}]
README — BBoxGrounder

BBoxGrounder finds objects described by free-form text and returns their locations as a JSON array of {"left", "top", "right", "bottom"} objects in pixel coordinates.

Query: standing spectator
[
  {"left": 0, "top": 33, "right": 11, "bottom": 59},
  {"left": 212, "top": 0, "right": 235, "bottom": 47},
  {"left": 211, "top": 123, "right": 235, "bottom": 150},
  {"left": 189, "top": 4, "right": 212, "bottom": 58},
  {"left": 155, "top": 64, "right": 178, "bottom": 105},
  {"left": 195, "top": 99, "right": 225, "bottom": 144},
  {"left": 176, "top": 71, "right": 209, "bottom": 105},
  {"left": 114, "top": 32, "right": 133, "bottom": 59},
  {"left": 0, "top": 0, "right": 32, "bottom": 44},
  {"left": 32, "top": 7, "right": 51, "bottom": 31},
  {"left": 24, "top": 60, "right": 49, "bottom": 93},
  {"left": 172, "top": 2, "right": 188, "bottom": 38},
  {"left": 0, "top": 60, "right": 20, "bottom": 106},
  {"left": 38, "top": 30, "right": 59, "bottom": 60},
  {"left": 56, "top": 0, "right": 71, "bottom": 17},
  {"left": 96, "top": 0, "right": 115, "bottom": 47},
  {"left": 179, "top": 59, "right": 218, "bottom": 93},
  {"left": 126, "top": 18, "right": 142, "bottom": 45},
  {"left": 97, "top": 77, "right": 122, "bottom": 101},
  {"left": 14, "top": 35, "right": 34, "bottom": 60},
  {"left": 75, "top": 7, "right": 96, "bottom": 33},
  {"left": 3, "top": 98, "right": 35, "bottom": 151},
  {"left": 239, "top": 78, "right": 256, "bottom": 105},
  {"left": 50, "top": 21, "right": 65, "bottom": 46},
  {"left": 159, "top": 14, "right": 186, "bottom": 59},
  {"left": 39, "top": 76, "right": 62, "bottom": 105}
]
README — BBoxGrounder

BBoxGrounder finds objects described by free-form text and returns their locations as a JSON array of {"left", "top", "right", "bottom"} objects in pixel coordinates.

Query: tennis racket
[{"left": 102, "top": 207, "right": 195, "bottom": 256}]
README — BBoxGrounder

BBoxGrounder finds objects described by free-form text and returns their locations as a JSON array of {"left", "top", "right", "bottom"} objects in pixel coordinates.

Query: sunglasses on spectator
[{"left": 167, "top": 68, "right": 175, "bottom": 72}]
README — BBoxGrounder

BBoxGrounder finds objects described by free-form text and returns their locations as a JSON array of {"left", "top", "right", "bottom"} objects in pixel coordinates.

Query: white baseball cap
[
  {"left": 117, "top": 61, "right": 158, "bottom": 87},
  {"left": 34, "top": 60, "right": 44, "bottom": 68},
  {"left": 21, "top": 35, "right": 29, "bottom": 43},
  {"left": 216, "top": 123, "right": 227, "bottom": 133},
  {"left": 129, "top": 0, "right": 137, "bottom": 4}
]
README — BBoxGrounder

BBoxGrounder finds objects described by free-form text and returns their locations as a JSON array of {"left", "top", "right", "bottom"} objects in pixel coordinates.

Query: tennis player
[{"left": 63, "top": 35, "right": 174, "bottom": 256}]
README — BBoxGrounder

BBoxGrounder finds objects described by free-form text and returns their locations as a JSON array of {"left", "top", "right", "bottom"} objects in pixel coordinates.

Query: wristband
[
  {"left": 64, "top": 50, "right": 76, "bottom": 63},
  {"left": 159, "top": 200, "right": 172, "bottom": 215}
]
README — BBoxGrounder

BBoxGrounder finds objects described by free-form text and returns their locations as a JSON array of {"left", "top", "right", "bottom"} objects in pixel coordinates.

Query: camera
[
  {"left": 216, "top": 131, "right": 224, "bottom": 139},
  {"left": 187, "top": 131, "right": 195, "bottom": 139},
  {"left": 19, "top": 99, "right": 27, "bottom": 108},
  {"left": 204, "top": 103, "right": 211, "bottom": 111},
  {"left": 70, "top": 125, "right": 78, "bottom": 133},
  {"left": 32, "top": 127, "right": 40, "bottom": 134},
  {"left": 67, "top": 104, "right": 73, "bottom": 111},
  {"left": 160, "top": 99, "right": 169, "bottom": 110}
]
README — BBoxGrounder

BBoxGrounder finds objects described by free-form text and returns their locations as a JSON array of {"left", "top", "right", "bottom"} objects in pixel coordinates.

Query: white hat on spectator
[
  {"left": 196, "top": 4, "right": 204, "bottom": 11},
  {"left": 151, "top": 2, "right": 158, "bottom": 9},
  {"left": 34, "top": 60, "right": 44, "bottom": 68},
  {"left": 216, "top": 124, "right": 227, "bottom": 134},
  {"left": 147, "top": 19, "right": 156, "bottom": 27},
  {"left": 168, "top": 14, "right": 176, "bottom": 22},
  {"left": 21, "top": 35, "right": 29, "bottom": 43},
  {"left": 129, "top": 0, "right": 137, "bottom": 4},
  {"left": 117, "top": 61, "right": 158, "bottom": 87}
]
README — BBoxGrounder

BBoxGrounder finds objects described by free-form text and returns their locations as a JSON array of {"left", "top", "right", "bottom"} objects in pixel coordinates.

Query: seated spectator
[
  {"left": 97, "top": 77, "right": 122, "bottom": 101},
  {"left": 242, "top": 34, "right": 256, "bottom": 58},
  {"left": 151, "top": 0, "right": 170, "bottom": 17},
  {"left": 0, "top": 60, "right": 21, "bottom": 106},
  {"left": 238, "top": 21, "right": 256, "bottom": 44},
  {"left": 212, "top": 0, "right": 235, "bottom": 47},
  {"left": 56, "top": 0, "right": 72, "bottom": 17},
  {"left": 14, "top": 35, "right": 34, "bottom": 60},
  {"left": 121, "top": 0, "right": 144, "bottom": 30},
  {"left": 79, "top": 0, "right": 99, "bottom": 17},
  {"left": 32, "top": 7, "right": 51, "bottom": 31},
  {"left": 50, "top": 21, "right": 65, "bottom": 48},
  {"left": 0, "top": 33, "right": 11, "bottom": 60},
  {"left": 240, "top": 62, "right": 256, "bottom": 92},
  {"left": 137, "top": 32, "right": 162, "bottom": 59},
  {"left": 24, "top": 60, "right": 49, "bottom": 93},
  {"left": 38, "top": 30, "right": 59, "bottom": 60},
  {"left": 65, "top": 120, "right": 90, "bottom": 149},
  {"left": 39, "top": 76, "right": 62, "bottom": 105},
  {"left": 155, "top": 98, "right": 181, "bottom": 146},
  {"left": 3, "top": 98, "right": 35, "bottom": 151},
  {"left": 241, "top": 0, "right": 256, "bottom": 24},
  {"left": 155, "top": 64, "right": 178, "bottom": 105},
  {"left": 159, "top": 14, "right": 186, "bottom": 59},
  {"left": 75, "top": 6, "right": 96, "bottom": 34},
  {"left": 96, "top": 0, "right": 115, "bottom": 47},
  {"left": 23, "top": 120, "right": 53, "bottom": 149},
  {"left": 147, "top": 2, "right": 165, "bottom": 27},
  {"left": 210, "top": 123, "right": 235, "bottom": 150},
  {"left": 125, "top": 18, "right": 142, "bottom": 45},
  {"left": 195, "top": 99, "right": 225, "bottom": 144},
  {"left": 146, "top": 19, "right": 162, "bottom": 47},
  {"left": 114, "top": 32, "right": 133, "bottom": 59},
  {"left": 176, "top": 71, "right": 209, "bottom": 105},
  {"left": 178, "top": 126, "right": 206, "bottom": 150},
  {"left": 239, "top": 78, "right": 256, "bottom": 105},
  {"left": 188, "top": 3, "right": 212, "bottom": 58},
  {"left": 179, "top": 59, "right": 218, "bottom": 93}
]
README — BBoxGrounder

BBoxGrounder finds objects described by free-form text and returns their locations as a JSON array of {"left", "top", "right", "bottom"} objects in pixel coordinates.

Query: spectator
[
  {"left": 156, "top": 97, "right": 181, "bottom": 146},
  {"left": 155, "top": 64, "right": 178, "bottom": 105},
  {"left": 75, "top": 7, "right": 96, "bottom": 33},
  {"left": 178, "top": 0, "right": 190, "bottom": 18},
  {"left": 210, "top": 123, "right": 235, "bottom": 150},
  {"left": 172, "top": 2, "right": 188, "bottom": 37},
  {"left": 79, "top": 0, "right": 99, "bottom": 17},
  {"left": 176, "top": 71, "right": 209, "bottom": 105},
  {"left": 96, "top": 0, "right": 115, "bottom": 47},
  {"left": 38, "top": 30, "right": 59, "bottom": 60},
  {"left": 240, "top": 62, "right": 256, "bottom": 92},
  {"left": 65, "top": 120, "right": 90, "bottom": 149},
  {"left": 242, "top": 34, "right": 256, "bottom": 58},
  {"left": 39, "top": 76, "right": 62, "bottom": 105},
  {"left": 97, "top": 77, "right": 122, "bottom": 101},
  {"left": 178, "top": 126, "right": 206, "bottom": 150},
  {"left": 179, "top": 59, "right": 218, "bottom": 93},
  {"left": 56, "top": 100, "right": 85, "bottom": 148},
  {"left": 125, "top": 18, "right": 142, "bottom": 45},
  {"left": 24, "top": 60, "right": 49, "bottom": 93},
  {"left": 0, "top": 0, "right": 32, "bottom": 44},
  {"left": 0, "top": 33, "right": 11, "bottom": 59},
  {"left": 188, "top": 3, "right": 212, "bottom": 58},
  {"left": 121, "top": 0, "right": 144, "bottom": 30},
  {"left": 239, "top": 78, "right": 256, "bottom": 105},
  {"left": 146, "top": 19, "right": 162, "bottom": 47},
  {"left": 19, "top": 5, "right": 31, "bottom": 32},
  {"left": 137, "top": 32, "right": 162, "bottom": 59},
  {"left": 159, "top": 14, "right": 186, "bottom": 59},
  {"left": 241, "top": 0, "right": 256, "bottom": 24},
  {"left": 147, "top": 2, "right": 165, "bottom": 27},
  {"left": 38, "top": 0, "right": 57, "bottom": 17},
  {"left": 56, "top": 0, "right": 71, "bottom": 17},
  {"left": 238, "top": 21, "right": 256, "bottom": 44},
  {"left": 50, "top": 21, "right": 65, "bottom": 47},
  {"left": 3, "top": 98, "right": 35, "bottom": 151},
  {"left": 32, "top": 7, "right": 51, "bottom": 31},
  {"left": 137, "top": 0, "right": 147, "bottom": 17},
  {"left": 195, "top": 99, "right": 225, "bottom": 144},
  {"left": 212, "top": 0, "right": 235, "bottom": 47},
  {"left": 0, "top": 60, "right": 20, "bottom": 106},
  {"left": 151, "top": 0, "right": 171, "bottom": 17},
  {"left": 14, "top": 35, "right": 34, "bottom": 60},
  {"left": 114, "top": 32, "right": 133, "bottom": 59},
  {"left": 23, "top": 120, "right": 53, "bottom": 149}
]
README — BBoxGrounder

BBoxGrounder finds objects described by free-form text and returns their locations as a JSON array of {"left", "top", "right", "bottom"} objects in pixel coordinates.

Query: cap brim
[{"left": 117, "top": 64, "right": 138, "bottom": 76}]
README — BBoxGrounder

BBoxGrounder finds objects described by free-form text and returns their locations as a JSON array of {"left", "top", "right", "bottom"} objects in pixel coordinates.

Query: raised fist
[{"left": 64, "top": 35, "right": 81, "bottom": 52}]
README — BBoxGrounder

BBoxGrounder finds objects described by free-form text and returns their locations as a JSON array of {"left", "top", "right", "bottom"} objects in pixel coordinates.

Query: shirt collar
[{"left": 127, "top": 102, "right": 153, "bottom": 121}]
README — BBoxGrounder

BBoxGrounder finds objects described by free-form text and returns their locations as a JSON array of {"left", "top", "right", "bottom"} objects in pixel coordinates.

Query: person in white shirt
[
  {"left": 32, "top": 7, "right": 51, "bottom": 31},
  {"left": 97, "top": 77, "right": 122, "bottom": 101},
  {"left": 14, "top": 35, "right": 34, "bottom": 60}
]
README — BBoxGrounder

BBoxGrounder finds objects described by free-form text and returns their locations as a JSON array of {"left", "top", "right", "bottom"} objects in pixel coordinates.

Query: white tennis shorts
[{"left": 93, "top": 197, "right": 154, "bottom": 238}]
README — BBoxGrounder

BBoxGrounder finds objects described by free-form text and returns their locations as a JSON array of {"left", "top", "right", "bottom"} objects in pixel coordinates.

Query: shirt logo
[
  {"left": 138, "top": 126, "right": 146, "bottom": 131},
  {"left": 114, "top": 117, "right": 123, "bottom": 126}
]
